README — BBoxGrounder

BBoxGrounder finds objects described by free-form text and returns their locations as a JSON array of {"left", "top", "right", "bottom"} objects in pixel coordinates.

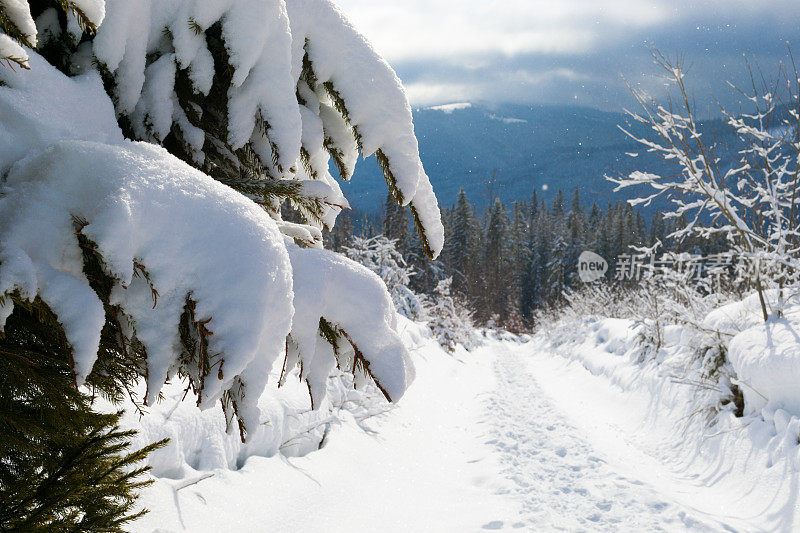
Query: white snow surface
[
  {"left": 127, "top": 320, "right": 519, "bottom": 532},
  {"left": 127, "top": 298, "right": 800, "bottom": 531},
  {"left": 0, "top": 52, "right": 122, "bottom": 173},
  {"left": 730, "top": 319, "right": 800, "bottom": 414}
]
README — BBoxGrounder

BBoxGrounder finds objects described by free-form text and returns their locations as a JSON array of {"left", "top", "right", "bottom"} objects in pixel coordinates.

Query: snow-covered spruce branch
[
  {"left": 609, "top": 49, "right": 800, "bottom": 320},
  {"left": 0, "top": 0, "right": 438, "bottom": 442}
]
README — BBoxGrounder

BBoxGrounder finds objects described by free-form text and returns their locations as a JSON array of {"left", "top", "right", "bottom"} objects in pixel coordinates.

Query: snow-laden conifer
[
  {"left": 343, "top": 235, "right": 425, "bottom": 321},
  {"left": 0, "top": 0, "right": 441, "bottom": 442}
]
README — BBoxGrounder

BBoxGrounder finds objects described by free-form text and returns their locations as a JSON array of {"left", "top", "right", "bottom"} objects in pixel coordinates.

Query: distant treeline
[{"left": 325, "top": 187, "right": 728, "bottom": 330}]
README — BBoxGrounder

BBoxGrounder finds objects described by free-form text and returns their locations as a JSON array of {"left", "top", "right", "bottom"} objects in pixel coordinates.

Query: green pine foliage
[
  {"left": 370, "top": 181, "right": 731, "bottom": 331},
  {"left": 0, "top": 3, "right": 168, "bottom": 528},
  {"left": 0, "top": 295, "right": 166, "bottom": 532},
  {"left": 383, "top": 192, "right": 410, "bottom": 256}
]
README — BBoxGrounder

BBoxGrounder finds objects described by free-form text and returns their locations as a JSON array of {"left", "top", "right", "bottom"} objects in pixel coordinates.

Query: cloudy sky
[{"left": 336, "top": 0, "right": 800, "bottom": 112}]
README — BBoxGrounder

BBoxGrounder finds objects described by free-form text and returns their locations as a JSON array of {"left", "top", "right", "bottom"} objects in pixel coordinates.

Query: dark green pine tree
[
  {"left": 509, "top": 200, "right": 530, "bottom": 322},
  {"left": 446, "top": 189, "right": 480, "bottom": 297},
  {"left": 534, "top": 201, "right": 552, "bottom": 296},
  {"left": 529, "top": 189, "right": 539, "bottom": 222},
  {"left": 587, "top": 201, "right": 603, "bottom": 249},
  {"left": 551, "top": 188, "right": 566, "bottom": 220},
  {"left": 383, "top": 191, "right": 411, "bottom": 256},
  {"left": 565, "top": 187, "right": 587, "bottom": 286},
  {"left": 482, "top": 198, "right": 512, "bottom": 323},
  {"left": 326, "top": 208, "right": 354, "bottom": 252},
  {"left": 649, "top": 212, "right": 667, "bottom": 247},
  {"left": 596, "top": 202, "right": 616, "bottom": 271},
  {"left": 634, "top": 211, "right": 648, "bottom": 247},
  {"left": 520, "top": 196, "right": 548, "bottom": 324},
  {"left": 0, "top": 295, "right": 166, "bottom": 531},
  {"left": 547, "top": 220, "right": 569, "bottom": 302},
  {"left": 610, "top": 202, "right": 628, "bottom": 266}
]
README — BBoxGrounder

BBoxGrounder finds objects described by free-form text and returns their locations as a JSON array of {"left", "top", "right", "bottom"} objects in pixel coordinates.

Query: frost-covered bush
[
  {"left": 543, "top": 268, "right": 735, "bottom": 362},
  {"left": 611, "top": 49, "right": 800, "bottom": 321},
  {"left": 424, "top": 278, "right": 479, "bottom": 352},
  {"left": 537, "top": 269, "right": 753, "bottom": 423},
  {"left": 343, "top": 235, "right": 425, "bottom": 320},
  {"left": 0, "top": 0, "right": 442, "bottom": 440},
  {"left": 632, "top": 265, "right": 733, "bottom": 360}
]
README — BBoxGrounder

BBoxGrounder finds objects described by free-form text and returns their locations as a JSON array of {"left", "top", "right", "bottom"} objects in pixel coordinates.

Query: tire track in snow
[{"left": 482, "top": 343, "right": 733, "bottom": 532}]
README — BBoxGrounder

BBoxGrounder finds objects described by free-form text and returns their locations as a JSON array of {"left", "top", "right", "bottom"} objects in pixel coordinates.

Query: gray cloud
[{"left": 336, "top": 0, "right": 800, "bottom": 112}]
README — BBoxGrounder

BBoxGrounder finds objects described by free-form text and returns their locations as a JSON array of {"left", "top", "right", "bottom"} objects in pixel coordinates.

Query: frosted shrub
[
  {"left": 425, "top": 278, "right": 479, "bottom": 352},
  {"left": 610, "top": 49, "right": 800, "bottom": 321},
  {"left": 343, "top": 235, "right": 426, "bottom": 320}
]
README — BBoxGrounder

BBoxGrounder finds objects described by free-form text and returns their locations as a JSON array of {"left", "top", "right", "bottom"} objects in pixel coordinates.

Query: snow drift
[{"left": 534, "top": 288, "right": 800, "bottom": 529}]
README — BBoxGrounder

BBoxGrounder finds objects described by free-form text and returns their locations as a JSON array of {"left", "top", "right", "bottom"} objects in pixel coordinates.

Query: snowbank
[
  {"left": 700, "top": 291, "right": 800, "bottom": 415},
  {"left": 534, "top": 291, "right": 800, "bottom": 529},
  {"left": 105, "top": 360, "right": 384, "bottom": 481},
  {"left": 126, "top": 318, "right": 518, "bottom": 532},
  {"left": 729, "top": 319, "right": 800, "bottom": 414}
]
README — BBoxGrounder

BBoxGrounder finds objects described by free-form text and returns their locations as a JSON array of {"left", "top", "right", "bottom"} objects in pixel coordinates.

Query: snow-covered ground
[
  {"left": 129, "top": 321, "right": 519, "bottom": 532},
  {"left": 130, "top": 307, "right": 800, "bottom": 532}
]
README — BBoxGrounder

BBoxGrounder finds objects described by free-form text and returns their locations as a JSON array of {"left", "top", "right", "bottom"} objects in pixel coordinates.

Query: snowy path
[
  {"left": 134, "top": 334, "right": 761, "bottom": 532},
  {"left": 484, "top": 342, "right": 737, "bottom": 531}
]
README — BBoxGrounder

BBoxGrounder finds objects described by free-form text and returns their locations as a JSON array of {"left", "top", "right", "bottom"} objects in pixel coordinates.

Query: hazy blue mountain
[{"left": 339, "top": 102, "right": 672, "bottom": 213}]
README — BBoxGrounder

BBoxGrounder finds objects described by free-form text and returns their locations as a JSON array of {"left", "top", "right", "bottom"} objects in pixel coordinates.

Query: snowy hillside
[
  {"left": 339, "top": 102, "right": 676, "bottom": 212},
  {"left": 122, "top": 291, "right": 800, "bottom": 532}
]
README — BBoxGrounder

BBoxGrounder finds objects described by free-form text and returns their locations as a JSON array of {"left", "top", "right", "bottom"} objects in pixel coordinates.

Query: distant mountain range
[{"left": 339, "top": 102, "right": 674, "bottom": 214}]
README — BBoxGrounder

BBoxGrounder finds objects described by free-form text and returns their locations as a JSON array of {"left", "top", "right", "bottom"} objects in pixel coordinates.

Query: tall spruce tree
[
  {"left": 483, "top": 198, "right": 512, "bottom": 322},
  {"left": 383, "top": 191, "right": 411, "bottom": 256},
  {"left": 0, "top": 0, "right": 445, "bottom": 527},
  {"left": 447, "top": 189, "right": 480, "bottom": 297},
  {"left": 565, "top": 187, "right": 587, "bottom": 286}
]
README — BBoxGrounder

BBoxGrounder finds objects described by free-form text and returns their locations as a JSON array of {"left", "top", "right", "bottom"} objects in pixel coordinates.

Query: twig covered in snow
[{"left": 609, "top": 48, "right": 800, "bottom": 320}]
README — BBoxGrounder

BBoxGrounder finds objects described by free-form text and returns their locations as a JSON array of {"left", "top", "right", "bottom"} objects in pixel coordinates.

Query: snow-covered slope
[
  {"left": 125, "top": 320, "right": 519, "bottom": 532},
  {"left": 126, "top": 294, "right": 800, "bottom": 531},
  {"left": 531, "top": 294, "right": 800, "bottom": 531}
]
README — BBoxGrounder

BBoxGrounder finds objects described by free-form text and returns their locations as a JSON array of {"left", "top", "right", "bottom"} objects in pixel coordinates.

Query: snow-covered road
[
  {"left": 134, "top": 332, "right": 776, "bottom": 532},
  {"left": 485, "top": 342, "right": 736, "bottom": 531}
]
